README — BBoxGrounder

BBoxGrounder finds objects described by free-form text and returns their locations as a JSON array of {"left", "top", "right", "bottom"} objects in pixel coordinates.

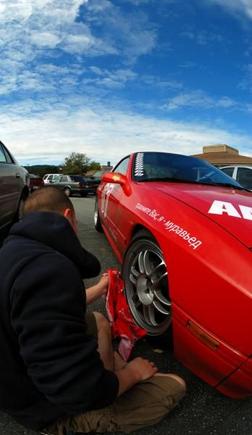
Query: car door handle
[{"left": 16, "top": 173, "right": 21, "bottom": 178}]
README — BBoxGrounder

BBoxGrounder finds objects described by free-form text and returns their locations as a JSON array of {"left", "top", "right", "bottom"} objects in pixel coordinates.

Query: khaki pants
[{"left": 47, "top": 374, "right": 185, "bottom": 434}]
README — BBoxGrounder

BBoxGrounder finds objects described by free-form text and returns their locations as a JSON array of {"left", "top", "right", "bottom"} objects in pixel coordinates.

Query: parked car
[
  {"left": 29, "top": 174, "right": 44, "bottom": 192},
  {"left": 0, "top": 141, "right": 29, "bottom": 234},
  {"left": 51, "top": 174, "right": 99, "bottom": 196},
  {"left": 220, "top": 165, "right": 252, "bottom": 191},
  {"left": 94, "top": 151, "right": 252, "bottom": 399},
  {"left": 43, "top": 173, "right": 60, "bottom": 184}
]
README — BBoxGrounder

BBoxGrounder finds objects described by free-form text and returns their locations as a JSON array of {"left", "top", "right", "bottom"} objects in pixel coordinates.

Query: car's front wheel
[
  {"left": 94, "top": 198, "right": 103, "bottom": 232},
  {"left": 64, "top": 187, "right": 71, "bottom": 197},
  {"left": 123, "top": 230, "right": 171, "bottom": 336}
]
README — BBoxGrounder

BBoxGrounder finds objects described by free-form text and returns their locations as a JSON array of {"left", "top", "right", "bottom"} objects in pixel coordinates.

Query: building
[
  {"left": 193, "top": 144, "right": 252, "bottom": 167},
  {"left": 86, "top": 162, "right": 113, "bottom": 179}
]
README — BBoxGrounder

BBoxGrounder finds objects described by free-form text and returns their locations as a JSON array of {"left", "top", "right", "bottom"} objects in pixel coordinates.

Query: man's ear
[
  {"left": 63, "top": 208, "right": 78, "bottom": 232},
  {"left": 63, "top": 208, "right": 73, "bottom": 220}
]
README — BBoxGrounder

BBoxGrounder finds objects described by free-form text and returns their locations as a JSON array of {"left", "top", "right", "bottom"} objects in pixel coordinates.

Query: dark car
[
  {"left": 29, "top": 174, "right": 44, "bottom": 192},
  {"left": 0, "top": 141, "right": 29, "bottom": 234},
  {"left": 51, "top": 174, "right": 99, "bottom": 196}
]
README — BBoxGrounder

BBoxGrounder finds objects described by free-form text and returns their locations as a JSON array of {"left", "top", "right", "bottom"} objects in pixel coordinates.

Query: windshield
[{"left": 133, "top": 152, "right": 243, "bottom": 189}]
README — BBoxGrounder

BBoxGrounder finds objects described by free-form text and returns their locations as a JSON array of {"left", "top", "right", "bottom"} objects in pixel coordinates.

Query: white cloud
[
  {"left": 87, "top": 67, "right": 138, "bottom": 88},
  {"left": 30, "top": 31, "right": 61, "bottom": 48},
  {"left": 205, "top": 0, "right": 252, "bottom": 20},
  {"left": 181, "top": 30, "right": 224, "bottom": 46},
  {"left": 163, "top": 90, "right": 237, "bottom": 111},
  {"left": 1, "top": 100, "right": 251, "bottom": 165},
  {"left": 238, "top": 63, "right": 252, "bottom": 92},
  {"left": 84, "top": 0, "right": 157, "bottom": 61},
  {"left": 217, "top": 96, "right": 236, "bottom": 108},
  {"left": 0, "top": 0, "right": 156, "bottom": 101}
]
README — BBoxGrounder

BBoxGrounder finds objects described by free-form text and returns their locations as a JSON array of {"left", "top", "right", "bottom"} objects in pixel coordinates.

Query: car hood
[{"left": 154, "top": 183, "right": 252, "bottom": 248}]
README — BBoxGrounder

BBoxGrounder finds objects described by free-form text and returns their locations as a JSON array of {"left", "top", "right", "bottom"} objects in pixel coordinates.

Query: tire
[
  {"left": 17, "top": 198, "right": 25, "bottom": 220},
  {"left": 14, "top": 189, "right": 29, "bottom": 222},
  {"left": 122, "top": 230, "right": 171, "bottom": 336},
  {"left": 94, "top": 198, "right": 103, "bottom": 232},
  {"left": 64, "top": 187, "right": 71, "bottom": 197}
]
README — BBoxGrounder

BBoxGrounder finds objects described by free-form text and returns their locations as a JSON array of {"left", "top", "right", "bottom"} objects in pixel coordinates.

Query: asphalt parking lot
[{"left": 1, "top": 196, "right": 252, "bottom": 435}]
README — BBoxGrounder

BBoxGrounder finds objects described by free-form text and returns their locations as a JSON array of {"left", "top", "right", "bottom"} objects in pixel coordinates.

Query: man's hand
[
  {"left": 96, "top": 273, "right": 109, "bottom": 297},
  {"left": 85, "top": 273, "right": 109, "bottom": 304},
  {"left": 116, "top": 357, "right": 158, "bottom": 396},
  {"left": 126, "top": 357, "right": 158, "bottom": 381}
]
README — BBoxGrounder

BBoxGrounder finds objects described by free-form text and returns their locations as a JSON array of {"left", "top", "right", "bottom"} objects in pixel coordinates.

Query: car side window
[
  {"left": 59, "top": 175, "right": 68, "bottom": 182},
  {"left": 52, "top": 175, "right": 60, "bottom": 182},
  {"left": 237, "top": 167, "right": 252, "bottom": 190},
  {"left": 113, "top": 157, "right": 130, "bottom": 175},
  {"left": 0, "top": 144, "right": 8, "bottom": 163},
  {"left": 2, "top": 144, "right": 14, "bottom": 164},
  {"left": 221, "top": 167, "right": 234, "bottom": 177}
]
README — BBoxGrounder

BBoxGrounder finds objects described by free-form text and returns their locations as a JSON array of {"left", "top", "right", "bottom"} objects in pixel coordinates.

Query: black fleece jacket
[{"left": 0, "top": 212, "right": 119, "bottom": 430}]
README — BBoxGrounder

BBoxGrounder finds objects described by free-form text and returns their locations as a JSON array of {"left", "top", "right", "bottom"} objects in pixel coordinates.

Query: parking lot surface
[{"left": 1, "top": 196, "right": 252, "bottom": 435}]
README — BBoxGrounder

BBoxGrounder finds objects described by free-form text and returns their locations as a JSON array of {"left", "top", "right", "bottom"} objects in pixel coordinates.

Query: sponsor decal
[
  {"left": 136, "top": 202, "right": 202, "bottom": 249},
  {"left": 101, "top": 184, "right": 114, "bottom": 217},
  {"left": 208, "top": 200, "right": 252, "bottom": 221},
  {"left": 134, "top": 153, "right": 144, "bottom": 177}
]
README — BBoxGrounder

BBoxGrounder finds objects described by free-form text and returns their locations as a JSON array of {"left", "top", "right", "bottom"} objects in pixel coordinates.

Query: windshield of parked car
[{"left": 133, "top": 152, "right": 244, "bottom": 189}]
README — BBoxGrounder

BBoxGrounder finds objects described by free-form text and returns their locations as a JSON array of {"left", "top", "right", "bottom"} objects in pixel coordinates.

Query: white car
[
  {"left": 42, "top": 174, "right": 60, "bottom": 184},
  {"left": 220, "top": 165, "right": 252, "bottom": 191},
  {"left": 0, "top": 141, "right": 29, "bottom": 234}
]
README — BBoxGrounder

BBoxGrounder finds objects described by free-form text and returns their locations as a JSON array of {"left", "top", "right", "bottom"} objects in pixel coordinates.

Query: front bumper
[{"left": 173, "top": 305, "right": 252, "bottom": 399}]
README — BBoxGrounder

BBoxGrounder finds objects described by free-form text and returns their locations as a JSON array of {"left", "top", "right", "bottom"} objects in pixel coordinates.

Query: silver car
[
  {"left": 0, "top": 141, "right": 29, "bottom": 234},
  {"left": 51, "top": 174, "right": 99, "bottom": 197}
]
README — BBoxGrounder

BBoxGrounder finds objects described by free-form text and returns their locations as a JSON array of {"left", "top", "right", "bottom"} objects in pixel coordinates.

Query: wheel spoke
[
  {"left": 142, "top": 250, "right": 152, "bottom": 276},
  {"left": 149, "top": 259, "right": 165, "bottom": 279},
  {"left": 137, "top": 251, "right": 145, "bottom": 274},
  {"left": 130, "top": 265, "right": 140, "bottom": 278},
  {"left": 152, "top": 271, "right": 168, "bottom": 285},
  {"left": 138, "top": 250, "right": 154, "bottom": 275},
  {"left": 154, "top": 290, "right": 171, "bottom": 306},
  {"left": 129, "top": 273, "right": 137, "bottom": 285},
  {"left": 153, "top": 299, "right": 170, "bottom": 315},
  {"left": 143, "top": 305, "right": 158, "bottom": 326}
]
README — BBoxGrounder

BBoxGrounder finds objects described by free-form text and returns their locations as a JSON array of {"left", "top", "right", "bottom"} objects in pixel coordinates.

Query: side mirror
[{"left": 101, "top": 172, "right": 131, "bottom": 195}]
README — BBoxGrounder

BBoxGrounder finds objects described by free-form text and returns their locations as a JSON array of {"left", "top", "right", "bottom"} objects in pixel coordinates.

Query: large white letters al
[{"left": 208, "top": 200, "right": 252, "bottom": 221}]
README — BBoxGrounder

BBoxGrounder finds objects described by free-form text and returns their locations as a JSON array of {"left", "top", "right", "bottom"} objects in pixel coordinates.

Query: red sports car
[{"left": 94, "top": 151, "right": 252, "bottom": 399}]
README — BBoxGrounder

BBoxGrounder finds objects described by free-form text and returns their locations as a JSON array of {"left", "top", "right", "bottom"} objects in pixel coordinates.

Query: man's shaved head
[{"left": 23, "top": 187, "right": 74, "bottom": 216}]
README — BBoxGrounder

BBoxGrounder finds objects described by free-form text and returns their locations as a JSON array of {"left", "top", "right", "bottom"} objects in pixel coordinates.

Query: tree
[
  {"left": 62, "top": 152, "right": 91, "bottom": 174},
  {"left": 89, "top": 161, "right": 101, "bottom": 171}
]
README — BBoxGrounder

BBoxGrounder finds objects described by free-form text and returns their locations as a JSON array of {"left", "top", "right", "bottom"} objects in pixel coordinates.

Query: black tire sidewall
[{"left": 94, "top": 198, "right": 103, "bottom": 232}]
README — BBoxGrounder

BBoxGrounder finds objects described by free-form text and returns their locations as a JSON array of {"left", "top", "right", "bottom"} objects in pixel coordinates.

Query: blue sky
[{"left": 1, "top": 0, "right": 252, "bottom": 166}]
